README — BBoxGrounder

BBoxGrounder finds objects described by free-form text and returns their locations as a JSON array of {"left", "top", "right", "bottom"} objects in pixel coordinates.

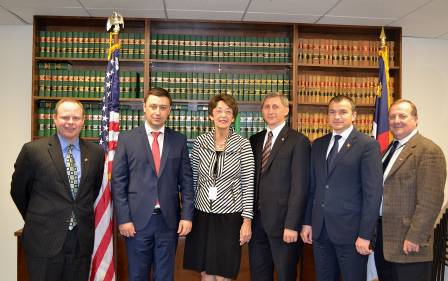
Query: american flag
[{"left": 90, "top": 43, "right": 120, "bottom": 281}]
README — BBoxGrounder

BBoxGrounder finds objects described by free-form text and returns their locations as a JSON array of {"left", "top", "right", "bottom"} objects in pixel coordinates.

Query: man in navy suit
[
  {"left": 111, "top": 88, "right": 194, "bottom": 281},
  {"left": 300, "top": 95, "right": 383, "bottom": 281}
]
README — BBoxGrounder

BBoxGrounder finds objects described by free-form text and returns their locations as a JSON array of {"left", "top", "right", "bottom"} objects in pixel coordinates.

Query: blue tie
[{"left": 327, "top": 135, "right": 342, "bottom": 173}]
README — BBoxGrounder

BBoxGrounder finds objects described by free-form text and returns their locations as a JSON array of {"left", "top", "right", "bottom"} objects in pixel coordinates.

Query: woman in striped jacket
[{"left": 183, "top": 93, "right": 255, "bottom": 281}]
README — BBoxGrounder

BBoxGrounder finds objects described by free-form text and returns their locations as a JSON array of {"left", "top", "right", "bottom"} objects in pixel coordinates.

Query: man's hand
[
  {"left": 355, "top": 237, "right": 372, "bottom": 255},
  {"left": 119, "top": 222, "right": 136, "bottom": 238},
  {"left": 300, "top": 225, "right": 313, "bottom": 244},
  {"left": 177, "top": 220, "right": 192, "bottom": 236},
  {"left": 240, "top": 218, "right": 252, "bottom": 245},
  {"left": 403, "top": 240, "right": 420, "bottom": 255},
  {"left": 283, "top": 228, "right": 298, "bottom": 243}
]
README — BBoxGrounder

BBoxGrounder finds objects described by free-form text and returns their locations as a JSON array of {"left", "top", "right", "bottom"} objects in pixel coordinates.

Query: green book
[
  {"left": 185, "top": 111, "right": 192, "bottom": 139},
  {"left": 43, "top": 102, "right": 51, "bottom": 136},
  {"left": 37, "top": 104, "right": 45, "bottom": 137},
  {"left": 128, "top": 33, "right": 136, "bottom": 59},
  {"left": 203, "top": 73, "right": 210, "bottom": 101},
  {"left": 167, "top": 34, "right": 174, "bottom": 60},
  {"left": 212, "top": 36, "right": 219, "bottom": 62},
  {"left": 150, "top": 33, "right": 158, "bottom": 59},
  {"left": 184, "top": 35, "right": 192, "bottom": 61},
  {"left": 178, "top": 34, "right": 185, "bottom": 60},
  {"left": 180, "top": 72, "right": 187, "bottom": 100},
  {"left": 39, "top": 31, "right": 47, "bottom": 57},
  {"left": 191, "top": 72, "right": 198, "bottom": 100},
  {"left": 186, "top": 72, "right": 193, "bottom": 98}
]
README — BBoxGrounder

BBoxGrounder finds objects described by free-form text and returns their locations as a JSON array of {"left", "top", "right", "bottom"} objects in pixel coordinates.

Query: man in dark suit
[
  {"left": 249, "top": 92, "right": 311, "bottom": 281},
  {"left": 301, "top": 95, "right": 383, "bottom": 281},
  {"left": 111, "top": 88, "right": 194, "bottom": 281},
  {"left": 375, "top": 99, "right": 446, "bottom": 281},
  {"left": 11, "top": 98, "right": 104, "bottom": 281}
]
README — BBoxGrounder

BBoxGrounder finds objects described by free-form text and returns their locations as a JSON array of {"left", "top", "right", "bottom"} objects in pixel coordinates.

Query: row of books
[
  {"left": 38, "top": 68, "right": 144, "bottom": 98},
  {"left": 298, "top": 38, "right": 396, "bottom": 67},
  {"left": 38, "top": 31, "right": 145, "bottom": 59},
  {"left": 36, "top": 102, "right": 267, "bottom": 140},
  {"left": 298, "top": 75, "right": 395, "bottom": 105},
  {"left": 150, "top": 33, "right": 291, "bottom": 63},
  {"left": 297, "top": 112, "right": 374, "bottom": 141},
  {"left": 150, "top": 71, "right": 290, "bottom": 101}
]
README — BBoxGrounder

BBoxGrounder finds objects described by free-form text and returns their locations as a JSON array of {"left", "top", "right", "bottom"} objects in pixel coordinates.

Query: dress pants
[
  {"left": 125, "top": 213, "right": 178, "bottom": 281},
  {"left": 374, "top": 219, "right": 431, "bottom": 281},
  {"left": 25, "top": 227, "right": 90, "bottom": 281},
  {"left": 312, "top": 222, "right": 368, "bottom": 281},
  {"left": 249, "top": 210, "right": 300, "bottom": 281}
]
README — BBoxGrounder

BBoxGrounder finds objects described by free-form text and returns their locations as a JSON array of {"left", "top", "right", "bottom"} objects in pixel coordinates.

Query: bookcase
[{"left": 30, "top": 15, "right": 402, "bottom": 281}]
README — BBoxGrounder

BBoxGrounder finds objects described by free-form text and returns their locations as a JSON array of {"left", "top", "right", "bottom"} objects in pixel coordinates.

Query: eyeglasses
[{"left": 213, "top": 108, "right": 233, "bottom": 116}]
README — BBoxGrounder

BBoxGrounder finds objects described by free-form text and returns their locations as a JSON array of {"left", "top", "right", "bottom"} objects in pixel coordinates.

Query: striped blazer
[{"left": 191, "top": 128, "right": 255, "bottom": 219}]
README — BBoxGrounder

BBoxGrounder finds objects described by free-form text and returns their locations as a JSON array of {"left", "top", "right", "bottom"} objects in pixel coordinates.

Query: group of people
[{"left": 10, "top": 88, "right": 446, "bottom": 281}]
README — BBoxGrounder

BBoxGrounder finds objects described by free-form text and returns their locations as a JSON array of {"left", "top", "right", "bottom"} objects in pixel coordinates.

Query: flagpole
[{"left": 106, "top": 12, "right": 123, "bottom": 280}]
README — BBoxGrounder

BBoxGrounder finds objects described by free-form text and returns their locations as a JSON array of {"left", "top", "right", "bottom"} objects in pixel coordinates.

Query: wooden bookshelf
[{"left": 28, "top": 15, "right": 402, "bottom": 281}]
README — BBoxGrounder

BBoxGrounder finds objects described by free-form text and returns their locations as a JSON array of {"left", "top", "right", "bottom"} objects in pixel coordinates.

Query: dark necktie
[
  {"left": 151, "top": 131, "right": 161, "bottom": 175},
  {"left": 327, "top": 135, "right": 342, "bottom": 173},
  {"left": 65, "top": 144, "right": 78, "bottom": 230},
  {"left": 261, "top": 131, "right": 273, "bottom": 173},
  {"left": 382, "top": 140, "right": 399, "bottom": 173}
]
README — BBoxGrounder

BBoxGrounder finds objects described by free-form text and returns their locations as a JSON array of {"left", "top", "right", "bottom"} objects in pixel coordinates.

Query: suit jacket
[
  {"left": 111, "top": 125, "right": 194, "bottom": 231},
  {"left": 10, "top": 135, "right": 104, "bottom": 257},
  {"left": 382, "top": 133, "right": 446, "bottom": 262},
  {"left": 303, "top": 128, "right": 383, "bottom": 244},
  {"left": 250, "top": 126, "right": 311, "bottom": 237}
]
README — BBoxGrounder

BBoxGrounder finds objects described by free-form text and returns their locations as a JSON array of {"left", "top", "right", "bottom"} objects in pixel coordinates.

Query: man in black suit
[
  {"left": 300, "top": 95, "right": 382, "bottom": 281},
  {"left": 11, "top": 98, "right": 104, "bottom": 281},
  {"left": 249, "top": 92, "right": 311, "bottom": 281}
]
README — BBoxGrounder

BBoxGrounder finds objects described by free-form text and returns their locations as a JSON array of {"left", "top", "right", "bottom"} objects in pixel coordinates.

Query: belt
[
  {"left": 152, "top": 208, "right": 161, "bottom": 215},
  {"left": 378, "top": 216, "right": 382, "bottom": 223}
]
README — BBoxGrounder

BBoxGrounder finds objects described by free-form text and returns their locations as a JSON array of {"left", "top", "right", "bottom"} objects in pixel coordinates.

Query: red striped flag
[{"left": 90, "top": 37, "right": 120, "bottom": 281}]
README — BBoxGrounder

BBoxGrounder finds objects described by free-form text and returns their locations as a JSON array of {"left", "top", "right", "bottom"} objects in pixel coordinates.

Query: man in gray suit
[
  {"left": 375, "top": 99, "right": 446, "bottom": 281},
  {"left": 11, "top": 98, "right": 104, "bottom": 281}
]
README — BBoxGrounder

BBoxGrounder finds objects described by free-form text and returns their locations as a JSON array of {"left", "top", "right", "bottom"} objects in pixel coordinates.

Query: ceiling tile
[
  {"left": 165, "top": 0, "right": 248, "bottom": 11},
  {"left": 79, "top": 0, "right": 164, "bottom": 10},
  {"left": 244, "top": 12, "right": 319, "bottom": 23},
  {"left": 393, "top": 0, "right": 448, "bottom": 38},
  {"left": 88, "top": 8, "right": 165, "bottom": 19},
  {"left": 13, "top": 7, "right": 89, "bottom": 23},
  {"left": 0, "top": 0, "right": 79, "bottom": 8},
  {"left": 167, "top": 9, "right": 244, "bottom": 21},
  {"left": 318, "top": 15, "right": 395, "bottom": 26},
  {"left": 247, "top": 0, "right": 339, "bottom": 15},
  {"left": 328, "top": 0, "right": 430, "bottom": 19},
  {"left": 0, "top": 7, "right": 25, "bottom": 24}
]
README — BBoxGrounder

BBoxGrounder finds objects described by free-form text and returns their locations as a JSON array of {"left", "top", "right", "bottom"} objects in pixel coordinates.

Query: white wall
[
  {"left": 1, "top": 27, "right": 448, "bottom": 280},
  {"left": 402, "top": 37, "right": 448, "bottom": 207},
  {"left": 0, "top": 25, "right": 32, "bottom": 280}
]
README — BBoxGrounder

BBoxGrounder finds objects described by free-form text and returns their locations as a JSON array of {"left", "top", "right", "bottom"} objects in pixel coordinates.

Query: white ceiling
[{"left": 0, "top": 0, "right": 447, "bottom": 39}]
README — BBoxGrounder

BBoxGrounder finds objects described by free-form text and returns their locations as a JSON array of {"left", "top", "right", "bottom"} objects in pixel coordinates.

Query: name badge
[{"left": 208, "top": 186, "right": 217, "bottom": 201}]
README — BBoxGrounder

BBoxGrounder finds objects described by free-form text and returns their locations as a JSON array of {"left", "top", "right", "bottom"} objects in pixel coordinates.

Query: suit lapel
[
  {"left": 386, "top": 134, "right": 419, "bottom": 179},
  {"left": 255, "top": 131, "right": 266, "bottom": 175},
  {"left": 320, "top": 134, "right": 332, "bottom": 178},
  {"left": 78, "top": 139, "right": 89, "bottom": 190},
  {"left": 327, "top": 129, "right": 357, "bottom": 176},
  {"left": 47, "top": 135, "right": 72, "bottom": 198},
  {"left": 264, "top": 126, "right": 288, "bottom": 172},
  {"left": 158, "top": 128, "right": 171, "bottom": 177}
]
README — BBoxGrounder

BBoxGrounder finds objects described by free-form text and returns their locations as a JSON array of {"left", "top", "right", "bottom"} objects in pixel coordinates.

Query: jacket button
[
  {"left": 321, "top": 204, "right": 325, "bottom": 208},
  {"left": 325, "top": 185, "right": 329, "bottom": 189}
]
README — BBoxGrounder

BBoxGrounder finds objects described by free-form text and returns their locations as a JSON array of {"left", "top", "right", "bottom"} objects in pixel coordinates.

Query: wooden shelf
[
  {"left": 298, "top": 63, "right": 399, "bottom": 70},
  {"left": 35, "top": 57, "right": 144, "bottom": 63},
  {"left": 150, "top": 59, "right": 292, "bottom": 67},
  {"left": 298, "top": 102, "right": 375, "bottom": 107},
  {"left": 33, "top": 96, "right": 143, "bottom": 102}
]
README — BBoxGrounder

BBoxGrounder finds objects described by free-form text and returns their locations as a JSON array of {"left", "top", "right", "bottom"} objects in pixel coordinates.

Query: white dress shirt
[{"left": 326, "top": 125, "right": 354, "bottom": 158}]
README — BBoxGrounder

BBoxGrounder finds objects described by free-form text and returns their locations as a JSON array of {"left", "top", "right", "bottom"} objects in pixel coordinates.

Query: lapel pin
[
  {"left": 281, "top": 138, "right": 285, "bottom": 141},
  {"left": 346, "top": 143, "right": 351, "bottom": 148},
  {"left": 84, "top": 158, "right": 88, "bottom": 162}
]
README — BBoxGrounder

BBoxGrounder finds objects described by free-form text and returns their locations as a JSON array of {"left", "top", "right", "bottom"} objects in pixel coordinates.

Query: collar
[
  {"left": 395, "top": 128, "right": 418, "bottom": 146},
  {"left": 57, "top": 133, "right": 80, "bottom": 151},
  {"left": 145, "top": 121, "right": 165, "bottom": 135},
  {"left": 332, "top": 125, "right": 353, "bottom": 141},
  {"left": 267, "top": 121, "right": 286, "bottom": 136}
]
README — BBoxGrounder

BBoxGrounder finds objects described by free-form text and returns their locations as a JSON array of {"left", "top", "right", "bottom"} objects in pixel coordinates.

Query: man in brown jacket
[{"left": 374, "top": 99, "right": 447, "bottom": 281}]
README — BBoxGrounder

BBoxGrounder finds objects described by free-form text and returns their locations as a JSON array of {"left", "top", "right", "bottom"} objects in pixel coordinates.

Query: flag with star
[
  {"left": 371, "top": 43, "right": 391, "bottom": 153},
  {"left": 90, "top": 35, "right": 120, "bottom": 281}
]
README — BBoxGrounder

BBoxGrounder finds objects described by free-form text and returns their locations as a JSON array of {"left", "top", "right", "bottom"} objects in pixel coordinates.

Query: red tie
[{"left": 151, "top": 131, "right": 161, "bottom": 175}]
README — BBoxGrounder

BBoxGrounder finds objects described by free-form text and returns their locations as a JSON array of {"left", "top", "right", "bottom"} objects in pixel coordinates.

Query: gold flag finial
[
  {"left": 106, "top": 12, "right": 124, "bottom": 34},
  {"left": 380, "top": 27, "right": 386, "bottom": 49}
]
